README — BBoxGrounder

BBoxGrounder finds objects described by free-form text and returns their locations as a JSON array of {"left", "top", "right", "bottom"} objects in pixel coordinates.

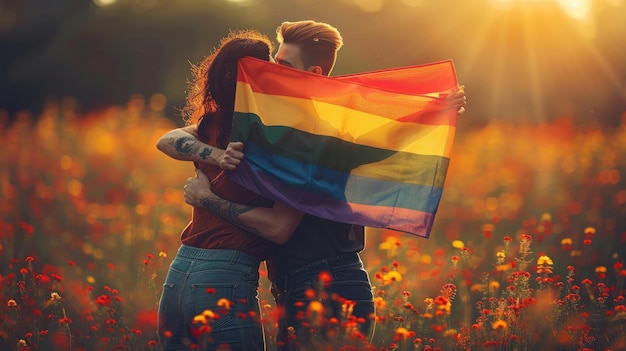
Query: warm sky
[{"left": 1, "top": 0, "right": 625, "bottom": 126}]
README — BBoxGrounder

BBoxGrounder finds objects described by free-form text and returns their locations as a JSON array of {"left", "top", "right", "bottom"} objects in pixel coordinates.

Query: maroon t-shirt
[{"left": 180, "top": 134, "right": 276, "bottom": 260}]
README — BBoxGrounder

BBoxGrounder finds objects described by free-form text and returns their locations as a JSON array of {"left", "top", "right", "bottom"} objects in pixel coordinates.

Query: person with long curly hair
[{"left": 156, "top": 29, "right": 302, "bottom": 351}]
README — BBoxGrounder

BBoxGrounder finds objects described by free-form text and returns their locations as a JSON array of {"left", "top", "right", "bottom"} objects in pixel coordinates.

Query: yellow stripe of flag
[{"left": 235, "top": 82, "right": 456, "bottom": 157}]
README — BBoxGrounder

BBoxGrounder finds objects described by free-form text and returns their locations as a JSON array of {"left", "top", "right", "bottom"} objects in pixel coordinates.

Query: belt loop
[{"left": 230, "top": 251, "right": 238, "bottom": 265}]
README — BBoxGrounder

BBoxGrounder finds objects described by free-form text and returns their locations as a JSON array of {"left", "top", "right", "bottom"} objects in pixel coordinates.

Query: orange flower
[
  {"left": 492, "top": 320, "right": 507, "bottom": 329},
  {"left": 217, "top": 298, "right": 233, "bottom": 309},
  {"left": 394, "top": 327, "right": 411, "bottom": 339}
]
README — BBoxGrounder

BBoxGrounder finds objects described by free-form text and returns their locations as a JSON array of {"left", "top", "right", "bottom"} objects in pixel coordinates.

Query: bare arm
[
  {"left": 156, "top": 126, "right": 224, "bottom": 167},
  {"left": 184, "top": 168, "right": 303, "bottom": 244}
]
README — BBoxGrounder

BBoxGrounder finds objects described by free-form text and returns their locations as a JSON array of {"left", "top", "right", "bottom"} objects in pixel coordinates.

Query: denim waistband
[
  {"left": 176, "top": 245, "right": 261, "bottom": 267},
  {"left": 280, "top": 252, "right": 362, "bottom": 289}
]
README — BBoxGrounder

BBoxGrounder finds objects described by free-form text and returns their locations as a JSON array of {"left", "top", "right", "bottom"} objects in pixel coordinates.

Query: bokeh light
[
  {"left": 93, "top": 0, "right": 118, "bottom": 6},
  {"left": 558, "top": 0, "right": 592, "bottom": 21}
]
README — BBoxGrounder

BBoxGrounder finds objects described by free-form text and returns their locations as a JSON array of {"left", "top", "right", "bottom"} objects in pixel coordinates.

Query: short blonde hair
[{"left": 276, "top": 20, "right": 343, "bottom": 76}]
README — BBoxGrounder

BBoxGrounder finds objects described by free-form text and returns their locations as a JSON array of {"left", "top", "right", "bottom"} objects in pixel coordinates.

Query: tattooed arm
[
  {"left": 156, "top": 126, "right": 225, "bottom": 167},
  {"left": 185, "top": 169, "right": 304, "bottom": 244}
]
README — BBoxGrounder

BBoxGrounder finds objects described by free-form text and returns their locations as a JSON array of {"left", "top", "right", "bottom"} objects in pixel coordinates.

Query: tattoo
[
  {"left": 171, "top": 136, "right": 213, "bottom": 160},
  {"left": 173, "top": 136, "right": 200, "bottom": 156},
  {"left": 199, "top": 196, "right": 264, "bottom": 237},
  {"left": 199, "top": 147, "right": 213, "bottom": 160}
]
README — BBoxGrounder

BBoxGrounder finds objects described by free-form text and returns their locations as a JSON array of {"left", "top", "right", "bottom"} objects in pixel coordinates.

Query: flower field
[{"left": 1, "top": 95, "right": 625, "bottom": 350}]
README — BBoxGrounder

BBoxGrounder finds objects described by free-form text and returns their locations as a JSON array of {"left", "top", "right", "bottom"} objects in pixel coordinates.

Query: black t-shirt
[{"left": 266, "top": 214, "right": 365, "bottom": 287}]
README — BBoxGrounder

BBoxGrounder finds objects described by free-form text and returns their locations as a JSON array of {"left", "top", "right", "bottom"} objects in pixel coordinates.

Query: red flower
[
  {"left": 95, "top": 294, "right": 112, "bottom": 307},
  {"left": 318, "top": 271, "right": 332, "bottom": 287},
  {"left": 147, "top": 340, "right": 159, "bottom": 348},
  {"left": 36, "top": 274, "right": 51, "bottom": 284},
  {"left": 135, "top": 310, "right": 158, "bottom": 330}
]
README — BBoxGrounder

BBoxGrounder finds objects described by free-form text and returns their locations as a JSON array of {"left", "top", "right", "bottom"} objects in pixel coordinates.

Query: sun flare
[{"left": 461, "top": 0, "right": 626, "bottom": 121}]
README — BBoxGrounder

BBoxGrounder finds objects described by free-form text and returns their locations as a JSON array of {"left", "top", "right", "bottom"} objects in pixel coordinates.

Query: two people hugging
[{"left": 155, "top": 20, "right": 466, "bottom": 351}]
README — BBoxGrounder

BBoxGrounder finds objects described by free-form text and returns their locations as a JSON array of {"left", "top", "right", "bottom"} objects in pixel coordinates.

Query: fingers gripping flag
[{"left": 229, "top": 57, "right": 459, "bottom": 237}]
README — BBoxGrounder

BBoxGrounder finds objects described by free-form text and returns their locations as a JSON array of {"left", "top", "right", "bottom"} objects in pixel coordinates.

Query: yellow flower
[
  {"left": 495, "top": 264, "right": 511, "bottom": 272},
  {"left": 193, "top": 309, "right": 218, "bottom": 324},
  {"left": 374, "top": 297, "right": 387, "bottom": 309},
  {"left": 537, "top": 255, "right": 553, "bottom": 266},
  {"left": 570, "top": 250, "right": 582, "bottom": 257},
  {"left": 492, "top": 320, "right": 507, "bottom": 329},
  {"left": 595, "top": 266, "right": 607, "bottom": 273},
  {"left": 443, "top": 328, "right": 458, "bottom": 337},
  {"left": 159, "top": 251, "right": 167, "bottom": 258},
  {"left": 383, "top": 271, "right": 402, "bottom": 285},
  {"left": 192, "top": 314, "right": 207, "bottom": 324},
  {"left": 489, "top": 280, "right": 500, "bottom": 292},
  {"left": 496, "top": 249, "right": 506, "bottom": 264},
  {"left": 217, "top": 298, "right": 233, "bottom": 309},
  {"left": 439, "top": 300, "right": 452, "bottom": 313},
  {"left": 202, "top": 309, "right": 217, "bottom": 319},
  {"left": 561, "top": 238, "right": 573, "bottom": 245},
  {"left": 451, "top": 240, "right": 464, "bottom": 249},
  {"left": 378, "top": 236, "right": 400, "bottom": 257},
  {"left": 470, "top": 283, "right": 483, "bottom": 292},
  {"left": 420, "top": 254, "right": 432, "bottom": 264},
  {"left": 395, "top": 327, "right": 411, "bottom": 339}
]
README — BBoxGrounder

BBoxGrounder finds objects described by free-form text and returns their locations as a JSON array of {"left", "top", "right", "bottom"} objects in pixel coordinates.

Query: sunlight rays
[
  {"left": 578, "top": 38, "right": 626, "bottom": 103},
  {"left": 460, "top": 0, "right": 625, "bottom": 121},
  {"left": 520, "top": 5, "right": 547, "bottom": 121},
  {"left": 488, "top": 11, "right": 512, "bottom": 119}
]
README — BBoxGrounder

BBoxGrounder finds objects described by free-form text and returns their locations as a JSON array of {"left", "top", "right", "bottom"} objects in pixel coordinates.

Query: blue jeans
[
  {"left": 158, "top": 245, "right": 265, "bottom": 351},
  {"left": 272, "top": 252, "right": 374, "bottom": 350}
]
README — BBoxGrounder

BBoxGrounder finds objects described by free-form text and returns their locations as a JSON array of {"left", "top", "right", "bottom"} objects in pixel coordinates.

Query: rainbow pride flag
[{"left": 229, "top": 57, "right": 459, "bottom": 237}]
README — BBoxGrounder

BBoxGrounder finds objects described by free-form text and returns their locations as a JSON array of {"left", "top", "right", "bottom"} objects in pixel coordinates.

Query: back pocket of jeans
[{"left": 191, "top": 283, "right": 238, "bottom": 330}]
